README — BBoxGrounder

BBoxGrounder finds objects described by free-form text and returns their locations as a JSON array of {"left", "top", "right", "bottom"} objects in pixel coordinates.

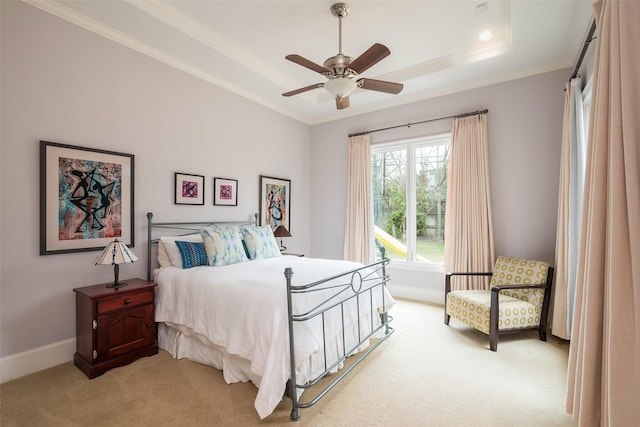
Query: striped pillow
[{"left": 175, "top": 241, "right": 208, "bottom": 269}]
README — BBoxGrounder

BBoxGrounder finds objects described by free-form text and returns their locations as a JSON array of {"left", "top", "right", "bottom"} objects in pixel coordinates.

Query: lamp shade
[
  {"left": 273, "top": 225, "right": 291, "bottom": 238},
  {"left": 94, "top": 239, "right": 138, "bottom": 265}
]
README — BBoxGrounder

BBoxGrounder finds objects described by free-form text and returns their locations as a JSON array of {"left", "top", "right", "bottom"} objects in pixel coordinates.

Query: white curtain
[
  {"left": 552, "top": 78, "right": 587, "bottom": 340},
  {"left": 343, "top": 134, "right": 372, "bottom": 264},
  {"left": 444, "top": 113, "right": 495, "bottom": 290},
  {"left": 566, "top": 1, "right": 640, "bottom": 425}
]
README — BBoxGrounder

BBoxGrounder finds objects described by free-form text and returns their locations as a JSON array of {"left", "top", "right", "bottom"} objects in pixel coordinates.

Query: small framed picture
[
  {"left": 175, "top": 172, "right": 204, "bottom": 205},
  {"left": 213, "top": 177, "right": 238, "bottom": 206}
]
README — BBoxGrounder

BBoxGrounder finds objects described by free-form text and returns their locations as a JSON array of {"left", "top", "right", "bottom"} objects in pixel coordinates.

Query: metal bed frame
[{"left": 146, "top": 212, "right": 394, "bottom": 421}]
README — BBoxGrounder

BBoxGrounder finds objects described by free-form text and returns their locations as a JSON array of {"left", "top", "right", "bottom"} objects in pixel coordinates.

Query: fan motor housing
[{"left": 323, "top": 54, "right": 355, "bottom": 77}]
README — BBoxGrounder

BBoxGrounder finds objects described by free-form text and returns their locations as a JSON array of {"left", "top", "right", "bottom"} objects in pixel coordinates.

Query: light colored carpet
[{"left": 0, "top": 299, "right": 574, "bottom": 426}]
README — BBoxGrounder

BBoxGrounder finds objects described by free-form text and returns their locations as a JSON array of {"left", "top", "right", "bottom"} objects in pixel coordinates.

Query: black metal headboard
[{"left": 146, "top": 212, "right": 258, "bottom": 281}]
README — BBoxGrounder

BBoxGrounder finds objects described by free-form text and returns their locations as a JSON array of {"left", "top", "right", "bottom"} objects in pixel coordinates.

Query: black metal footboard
[{"left": 284, "top": 258, "right": 393, "bottom": 421}]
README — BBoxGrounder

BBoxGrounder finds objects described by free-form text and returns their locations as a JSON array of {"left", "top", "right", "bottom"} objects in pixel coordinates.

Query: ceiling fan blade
[
  {"left": 336, "top": 96, "right": 350, "bottom": 110},
  {"left": 348, "top": 43, "right": 390, "bottom": 74},
  {"left": 282, "top": 83, "right": 324, "bottom": 97},
  {"left": 358, "top": 78, "right": 403, "bottom": 94},
  {"left": 285, "top": 54, "right": 330, "bottom": 74}
]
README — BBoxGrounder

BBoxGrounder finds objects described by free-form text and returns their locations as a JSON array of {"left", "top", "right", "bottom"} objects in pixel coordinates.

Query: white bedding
[{"left": 154, "top": 255, "right": 394, "bottom": 419}]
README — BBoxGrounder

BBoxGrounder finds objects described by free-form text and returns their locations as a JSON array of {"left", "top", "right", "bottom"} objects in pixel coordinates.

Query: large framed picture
[
  {"left": 40, "top": 140, "right": 134, "bottom": 255},
  {"left": 213, "top": 177, "right": 238, "bottom": 206},
  {"left": 259, "top": 175, "right": 291, "bottom": 231},
  {"left": 175, "top": 172, "right": 205, "bottom": 205}
]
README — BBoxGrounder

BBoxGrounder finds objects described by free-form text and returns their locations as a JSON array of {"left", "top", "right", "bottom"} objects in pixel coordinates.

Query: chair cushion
[
  {"left": 447, "top": 290, "right": 541, "bottom": 334},
  {"left": 490, "top": 256, "right": 550, "bottom": 309}
]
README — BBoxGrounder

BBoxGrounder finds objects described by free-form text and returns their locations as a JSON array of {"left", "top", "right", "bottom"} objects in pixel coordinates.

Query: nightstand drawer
[{"left": 97, "top": 290, "right": 153, "bottom": 314}]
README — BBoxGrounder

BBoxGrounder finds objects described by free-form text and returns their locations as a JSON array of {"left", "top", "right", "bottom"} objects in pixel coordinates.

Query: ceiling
[{"left": 25, "top": 1, "right": 594, "bottom": 125}]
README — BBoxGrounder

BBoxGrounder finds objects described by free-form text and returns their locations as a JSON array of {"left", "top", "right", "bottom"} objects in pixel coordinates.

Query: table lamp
[
  {"left": 273, "top": 225, "right": 291, "bottom": 252},
  {"left": 94, "top": 239, "right": 138, "bottom": 288}
]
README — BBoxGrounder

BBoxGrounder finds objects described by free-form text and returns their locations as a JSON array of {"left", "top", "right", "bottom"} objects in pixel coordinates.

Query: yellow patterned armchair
[{"left": 444, "top": 256, "right": 554, "bottom": 351}]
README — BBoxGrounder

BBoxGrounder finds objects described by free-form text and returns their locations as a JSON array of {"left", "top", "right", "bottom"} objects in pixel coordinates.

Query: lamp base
[{"left": 106, "top": 281, "right": 128, "bottom": 289}]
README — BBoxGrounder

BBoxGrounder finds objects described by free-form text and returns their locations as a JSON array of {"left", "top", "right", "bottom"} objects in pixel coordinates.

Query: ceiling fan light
[{"left": 324, "top": 78, "right": 357, "bottom": 97}]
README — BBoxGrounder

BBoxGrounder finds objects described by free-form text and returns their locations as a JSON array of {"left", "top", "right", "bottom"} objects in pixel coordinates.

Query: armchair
[{"left": 444, "top": 256, "right": 554, "bottom": 351}]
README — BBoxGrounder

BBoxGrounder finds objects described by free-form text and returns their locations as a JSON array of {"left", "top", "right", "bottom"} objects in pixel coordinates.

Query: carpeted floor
[{"left": 0, "top": 299, "right": 574, "bottom": 426}]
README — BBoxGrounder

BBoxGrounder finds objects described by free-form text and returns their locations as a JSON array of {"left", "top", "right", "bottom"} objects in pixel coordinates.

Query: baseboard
[
  {"left": 0, "top": 338, "right": 75, "bottom": 384},
  {"left": 388, "top": 284, "right": 443, "bottom": 305}
]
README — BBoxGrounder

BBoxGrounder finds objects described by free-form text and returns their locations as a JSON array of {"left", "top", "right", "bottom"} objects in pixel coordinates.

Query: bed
[{"left": 146, "top": 212, "right": 394, "bottom": 421}]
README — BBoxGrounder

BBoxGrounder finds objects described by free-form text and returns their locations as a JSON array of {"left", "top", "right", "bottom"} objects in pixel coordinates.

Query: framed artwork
[
  {"left": 39, "top": 140, "right": 134, "bottom": 255},
  {"left": 213, "top": 177, "right": 238, "bottom": 206},
  {"left": 175, "top": 172, "right": 205, "bottom": 205},
  {"left": 259, "top": 175, "right": 291, "bottom": 232}
]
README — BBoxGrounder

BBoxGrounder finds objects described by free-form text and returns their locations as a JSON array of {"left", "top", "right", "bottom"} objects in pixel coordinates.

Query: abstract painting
[
  {"left": 40, "top": 141, "right": 134, "bottom": 255},
  {"left": 259, "top": 175, "right": 290, "bottom": 232}
]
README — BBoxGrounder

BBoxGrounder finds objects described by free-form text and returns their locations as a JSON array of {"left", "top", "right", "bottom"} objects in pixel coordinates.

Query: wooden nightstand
[{"left": 73, "top": 278, "right": 158, "bottom": 379}]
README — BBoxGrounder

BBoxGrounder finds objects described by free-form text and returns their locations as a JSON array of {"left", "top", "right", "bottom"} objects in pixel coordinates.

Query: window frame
[{"left": 371, "top": 132, "right": 451, "bottom": 269}]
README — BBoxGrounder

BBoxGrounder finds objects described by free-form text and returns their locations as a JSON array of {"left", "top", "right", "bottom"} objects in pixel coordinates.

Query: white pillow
[
  {"left": 159, "top": 234, "right": 203, "bottom": 268},
  {"left": 240, "top": 225, "right": 281, "bottom": 259},
  {"left": 157, "top": 240, "right": 172, "bottom": 267}
]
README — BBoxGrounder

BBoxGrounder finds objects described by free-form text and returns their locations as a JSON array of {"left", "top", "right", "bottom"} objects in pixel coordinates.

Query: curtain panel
[
  {"left": 343, "top": 134, "right": 372, "bottom": 264},
  {"left": 552, "top": 78, "right": 587, "bottom": 340},
  {"left": 566, "top": 1, "right": 640, "bottom": 425},
  {"left": 444, "top": 113, "right": 495, "bottom": 290}
]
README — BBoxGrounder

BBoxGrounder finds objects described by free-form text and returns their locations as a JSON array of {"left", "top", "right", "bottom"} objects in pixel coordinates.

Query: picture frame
[
  {"left": 213, "top": 177, "right": 238, "bottom": 206},
  {"left": 39, "top": 140, "right": 135, "bottom": 255},
  {"left": 175, "top": 172, "right": 205, "bottom": 205},
  {"left": 259, "top": 175, "right": 291, "bottom": 232}
]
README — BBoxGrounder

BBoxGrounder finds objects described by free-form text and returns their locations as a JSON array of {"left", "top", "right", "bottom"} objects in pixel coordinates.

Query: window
[{"left": 371, "top": 134, "right": 450, "bottom": 265}]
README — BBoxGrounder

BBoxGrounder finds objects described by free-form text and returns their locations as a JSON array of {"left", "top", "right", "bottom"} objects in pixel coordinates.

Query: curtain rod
[
  {"left": 571, "top": 18, "right": 597, "bottom": 80},
  {"left": 348, "top": 109, "right": 488, "bottom": 138},
  {"left": 349, "top": 108, "right": 489, "bottom": 138}
]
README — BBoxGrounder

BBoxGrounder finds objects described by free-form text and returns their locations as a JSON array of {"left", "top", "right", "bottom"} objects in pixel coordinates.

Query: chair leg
[
  {"left": 539, "top": 325, "right": 547, "bottom": 342},
  {"left": 489, "top": 330, "right": 498, "bottom": 351},
  {"left": 444, "top": 290, "right": 450, "bottom": 325},
  {"left": 490, "top": 290, "right": 499, "bottom": 351}
]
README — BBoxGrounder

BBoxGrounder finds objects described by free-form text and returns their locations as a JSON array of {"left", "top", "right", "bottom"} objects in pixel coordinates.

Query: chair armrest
[
  {"left": 491, "top": 283, "right": 548, "bottom": 294},
  {"left": 445, "top": 272, "right": 493, "bottom": 294}
]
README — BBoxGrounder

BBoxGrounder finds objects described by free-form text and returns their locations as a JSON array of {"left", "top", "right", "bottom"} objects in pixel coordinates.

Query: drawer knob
[
  {"left": 124, "top": 299, "right": 131, "bottom": 305},
  {"left": 146, "top": 323, "right": 152, "bottom": 329}
]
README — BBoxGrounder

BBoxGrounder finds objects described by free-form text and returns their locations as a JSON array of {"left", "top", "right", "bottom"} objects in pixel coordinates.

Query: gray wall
[
  {"left": 0, "top": 1, "right": 310, "bottom": 358},
  {"left": 310, "top": 68, "right": 567, "bottom": 299}
]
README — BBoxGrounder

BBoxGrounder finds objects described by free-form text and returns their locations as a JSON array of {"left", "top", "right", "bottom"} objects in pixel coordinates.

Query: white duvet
[{"left": 154, "top": 255, "right": 394, "bottom": 419}]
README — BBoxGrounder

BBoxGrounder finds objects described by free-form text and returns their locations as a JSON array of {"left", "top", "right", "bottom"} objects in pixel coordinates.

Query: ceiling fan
[{"left": 282, "top": 3, "right": 403, "bottom": 110}]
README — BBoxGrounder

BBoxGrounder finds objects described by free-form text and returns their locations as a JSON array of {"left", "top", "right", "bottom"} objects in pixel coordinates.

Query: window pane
[
  {"left": 415, "top": 143, "right": 448, "bottom": 264},
  {"left": 372, "top": 149, "right": 407, "bottom": 260}
]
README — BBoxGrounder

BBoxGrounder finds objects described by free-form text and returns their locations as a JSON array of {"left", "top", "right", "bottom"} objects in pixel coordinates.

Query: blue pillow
[{"left": 175, "top": 241, "right": 208, "bottom": 269}]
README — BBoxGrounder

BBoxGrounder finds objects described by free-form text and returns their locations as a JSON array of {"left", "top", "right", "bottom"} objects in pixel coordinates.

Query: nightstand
[{"left": 73, "top": 278, "right": 158, "bottom": 379}]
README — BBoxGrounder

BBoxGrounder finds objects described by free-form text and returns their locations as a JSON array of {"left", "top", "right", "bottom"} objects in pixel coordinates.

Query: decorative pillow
[
  {"left": 159, "top": 234, "right": 203, "bottom": 268},
  {"left": 200, "top": 226, "right": 248, "bottom": 266},
  {"left": 157, "top": 240, "right": 172, "bottom": 267},
  {"left": 175, "top": 241, "right": 208, "bottom": 269},
  {"left": 240, "top": 225, "right": 281, "bottom": 260}
]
